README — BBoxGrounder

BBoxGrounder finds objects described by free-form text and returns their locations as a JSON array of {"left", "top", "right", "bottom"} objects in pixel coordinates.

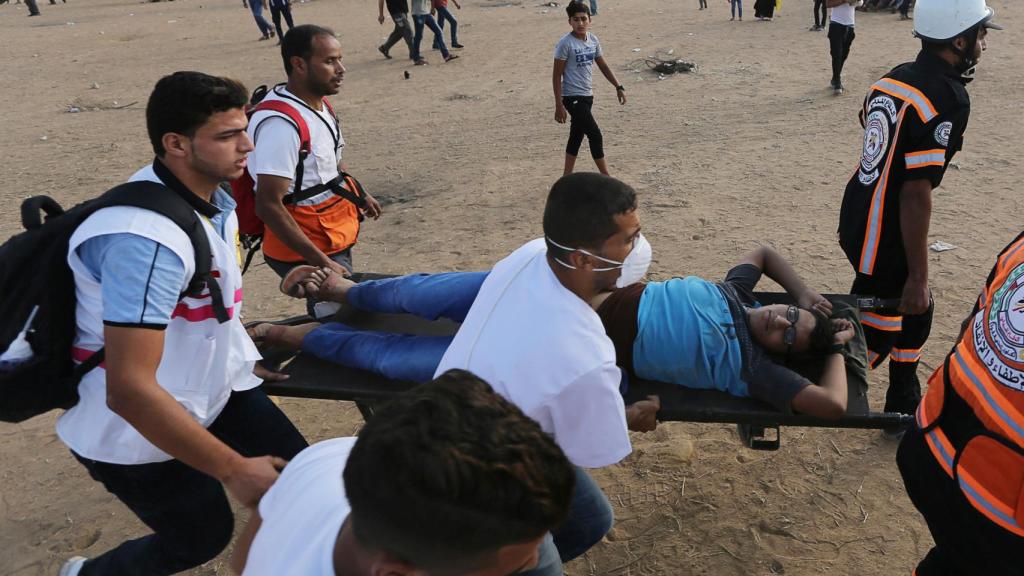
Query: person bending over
[{"left": 232, "top": 369, "right": 576, "bottom": 576}]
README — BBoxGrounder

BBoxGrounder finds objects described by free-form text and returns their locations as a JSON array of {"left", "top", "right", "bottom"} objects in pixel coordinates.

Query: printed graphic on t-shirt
[
  {"left": 976, "top": 262, "right": 1024, "bottom": 392},
  {"left": 574, "top": 47, "right": 596, "bottom": 68}
]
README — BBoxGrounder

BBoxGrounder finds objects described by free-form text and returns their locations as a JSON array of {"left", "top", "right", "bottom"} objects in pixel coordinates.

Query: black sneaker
[
  {"left": 833, "top": 81, "right": 844, "bottom": 95},
  {"left": 378, "top": 44, "right": 392, "bottom": 59}
]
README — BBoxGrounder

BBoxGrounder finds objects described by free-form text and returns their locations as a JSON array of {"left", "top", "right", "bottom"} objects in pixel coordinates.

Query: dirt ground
[{"left": 1, "top": 0, "right": 1021, "bottom": 573}]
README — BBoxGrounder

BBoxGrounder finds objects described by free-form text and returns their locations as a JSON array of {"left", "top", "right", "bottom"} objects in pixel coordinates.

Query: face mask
[{"left": 547, "top": 233, "right": 652, "bottom": 288}]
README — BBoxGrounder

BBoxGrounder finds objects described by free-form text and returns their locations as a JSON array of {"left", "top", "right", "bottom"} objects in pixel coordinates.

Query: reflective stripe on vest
[{"left": 917, "top": 232, "right": 1024, "bottom": 536}]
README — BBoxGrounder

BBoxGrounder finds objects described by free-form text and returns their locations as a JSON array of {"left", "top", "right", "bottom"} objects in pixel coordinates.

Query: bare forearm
[
  {"left": 751, "top": 246, "right": 812, "bottom": 299},
  {"left": 108, "top": 382, "right": 242, "bottom": 481},
  {"left": 816, "top": 353, "right": 848, "bottom": 411},
  {"left": 598, "top": 62, "right": 619, "bottom": 87},
  {"left": 900, "top": 183, "right": 933, "bottom": 282}
]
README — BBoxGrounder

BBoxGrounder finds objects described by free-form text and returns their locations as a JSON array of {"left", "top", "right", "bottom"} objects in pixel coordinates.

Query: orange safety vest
[
  {"left": 262, "top": 174, "right": 363, "bottom": 263},
  {"left": 917, "top": 231, "right": 1024, "bottom": 537}
]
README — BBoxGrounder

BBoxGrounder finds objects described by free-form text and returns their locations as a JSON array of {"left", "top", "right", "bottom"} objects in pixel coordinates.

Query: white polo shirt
[
  {"left": 247, "top": 84, "right": 345, "bottom": 206},
  {"left": 436, "top": 238, "right": 631, "bottom": 469},
  {"left": 243, "top": 437, "right": 355, "bottom": 576}
]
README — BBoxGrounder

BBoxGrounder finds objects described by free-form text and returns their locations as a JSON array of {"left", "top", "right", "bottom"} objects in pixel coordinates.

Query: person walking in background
[
  {"left": 247, "top": 0, "right": 276, "bottom": 41},
  {"left": 268, "top": 0, "right": 294, "bottom": 45},
  {"left": 699, "top": 0, "right": 708, "bottom": 10},
  {"left": 811, "top": 0, "right": 827, "bottom": 29},
  {"left": 552, "top": 2, "right": 626, "bottom": 175},
  {"left": 433, "top": 0, "right": 464, "bottom": 51},
  {"left": 729, "top": 0, "right": 743, "bottom": 21},
  {"left": 410, "top": 0, "right": 458, "bottom": 65},
  {"left": 378, "top": 0, "right": 414, "bottom": 60},
  {"left": 826, "top": 0, "right": 856, "bottom": 94}
]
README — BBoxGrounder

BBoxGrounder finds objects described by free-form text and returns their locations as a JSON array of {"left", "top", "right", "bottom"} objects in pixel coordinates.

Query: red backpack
[{"left": 231, "top": 85, "right": 368, "bottom": 273}]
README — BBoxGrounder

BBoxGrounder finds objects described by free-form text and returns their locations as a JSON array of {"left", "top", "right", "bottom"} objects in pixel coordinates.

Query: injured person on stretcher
[{"left": 250, "top": 246, "right": 855, "bottom": 419}]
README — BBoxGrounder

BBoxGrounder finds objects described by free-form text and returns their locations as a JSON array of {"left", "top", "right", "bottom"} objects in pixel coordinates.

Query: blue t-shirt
[
  {"left": 75, "top": 186, "right": 237, "bottom": 328},
  {"left": 632, "top": 277, "right": 747, "bottom": 396}
]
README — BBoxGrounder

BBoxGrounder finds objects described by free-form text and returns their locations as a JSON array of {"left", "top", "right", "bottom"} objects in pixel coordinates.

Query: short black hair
[
  {"left": 343, "top": 369, "right": 575, "bottom": 571},
  {"left": 566, "top": 0, "right": 591, "bottom": 17},
  {"left": 543, "top": 172, "right": 638, "bottom": 253},
  {"left": 146, "top": 71, "right": 247, "bottom": 157},
  {"left": 281, "top": 24, "right": 337, "bottom": 76},
  {"left": 806, "top": 309, "right": 834, "bottom": 356}
]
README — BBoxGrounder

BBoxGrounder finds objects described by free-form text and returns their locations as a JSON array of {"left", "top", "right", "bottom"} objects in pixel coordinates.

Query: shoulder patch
[{"left": 934, "top": 121, "right": 952, "bottom": 147}]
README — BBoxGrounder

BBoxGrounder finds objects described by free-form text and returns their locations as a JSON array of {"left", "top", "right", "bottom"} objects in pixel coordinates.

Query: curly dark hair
[
  {"left": 806, "top": 309, "right": 835, "bottom": 356},
  {"left": 343, "top": 369, "right": 575, "bottom": 571},
  {"left": 146, "top": 71, "right": 247, "bottom": 157}
]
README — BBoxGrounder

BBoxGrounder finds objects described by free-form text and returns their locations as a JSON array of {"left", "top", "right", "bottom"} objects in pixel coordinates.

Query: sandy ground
[{"left": 1, "top": 0, "right": 1022, "bottom": 573}]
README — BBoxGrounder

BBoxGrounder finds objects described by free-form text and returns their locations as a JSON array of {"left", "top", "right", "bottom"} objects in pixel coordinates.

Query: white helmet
[{"left": 914, "top": 0, "right": 1002, "bottom": 42}]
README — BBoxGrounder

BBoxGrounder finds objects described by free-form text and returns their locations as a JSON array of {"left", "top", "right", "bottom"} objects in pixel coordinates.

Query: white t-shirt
[
  {"left": 410, "top": 0, "right": 430, "bottom": 15},
  {"left": 243, "top": 437, "right": 356, "bottom": 576},
  {"left": 554, "top": 32, "right": 603, "bottom": 98},
  {"left": 247, "top": 85, "right": 345, "bottom": 206},
  {"left": 830, "top": 4, "right": 855, "bottom": 26},
  {"left": 435, "top": 238, "right": 631, "bottom": 469}
]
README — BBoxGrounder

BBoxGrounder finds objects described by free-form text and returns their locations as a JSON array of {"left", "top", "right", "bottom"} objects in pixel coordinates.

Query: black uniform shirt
[{"left": 838, "top": 50, "right": 971, "bottom": 279}]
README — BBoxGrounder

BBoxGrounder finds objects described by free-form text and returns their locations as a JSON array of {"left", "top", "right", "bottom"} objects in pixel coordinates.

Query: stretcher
[{"left": 261, "top": 274, "right": 914, "bottom": 450}]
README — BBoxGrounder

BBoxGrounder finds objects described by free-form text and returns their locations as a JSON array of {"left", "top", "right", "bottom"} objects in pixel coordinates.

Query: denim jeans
[
  {"left": 74, "top": 388, "right": 308, "bottom": 575},
  {"left": 250, "top": 1, "right": 274, "bottom": 37},
  {"left": 412, "top": 13, "right": 449, "bottom": 60},
  {"left": 302, "top": 272, "right": 488, "bottom": 382},
  {"left": 433, "top": 6, "right": 458, "bottom": 48},
  {"left": 552, "top": 467, "right": 615, "bottom": 562}
]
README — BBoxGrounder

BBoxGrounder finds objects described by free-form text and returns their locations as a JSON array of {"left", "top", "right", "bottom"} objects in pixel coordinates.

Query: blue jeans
[
  {"left": 250, "top": 1, "right": 274, "bottom": 37},
  {"left": 552, "top": 467, "right": 615, "bottom": 562},
  {"left": 433, "top": 6, "right": 459, "bottom": 48},
  {"left": 302, "top": 272, "right": 488, "bottom": 382},
  {"left": 731, "top": 0, "right": 742, "bottom": 18},
  {"left": 74, "top": 388, "right": 308, "bottom": 575},
  {"left": 412, "top": 13, "right": 449, "bottom": 60}
]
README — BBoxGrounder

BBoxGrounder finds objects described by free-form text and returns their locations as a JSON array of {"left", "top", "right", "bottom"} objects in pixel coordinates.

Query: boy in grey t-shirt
[{"left": 552, "top": 2, "right": 626, "bottom": 176}]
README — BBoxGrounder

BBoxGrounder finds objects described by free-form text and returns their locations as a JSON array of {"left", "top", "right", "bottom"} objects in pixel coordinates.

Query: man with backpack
[
  {"left": 56, "top": 71, "right": 308, "bottom": 576},
  {"left": 246, "top": 25, "right": 382, "bottom": 311}
]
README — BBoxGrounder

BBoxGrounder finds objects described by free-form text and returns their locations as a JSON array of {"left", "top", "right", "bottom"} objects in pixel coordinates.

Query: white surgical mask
[{"left": 547, "top": 233, "right": 652, "bottom": 288}]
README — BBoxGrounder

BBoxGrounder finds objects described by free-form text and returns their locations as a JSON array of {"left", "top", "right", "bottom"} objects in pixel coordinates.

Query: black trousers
[
  {"left": 813, "top": 0, "right": 826, "bottom": 27},
  {"left": 75, "top": 388, "right": 308, "bottom": 575},
  {"left": 269, "top": 5, "right": 294, "bottom": 41},
  {"left": 563, "top": 96, "right": 604, "bottom": 159},
  {"left": 851, "top": 272, "right": 933, "bottom": 414},
  {"left": 828, "top": 21, "right": 855, "bottom": 83},
  {"left": 897, "top": 426, "right": 1024, "bottom": 576}
]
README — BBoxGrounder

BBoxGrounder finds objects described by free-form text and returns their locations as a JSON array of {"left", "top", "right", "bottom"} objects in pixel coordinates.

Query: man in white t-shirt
[
  {"left": 826, "top": 0, "right": 857, "bottom": 94},
  {"left": 248, "top": 25, "right": 382, "bottom": 312},
  {"left": 232, "top": 370, "right": 576, "bottom": 576},
  {"left": 436, "top": 172, "right": 657, "bottom": 570}
]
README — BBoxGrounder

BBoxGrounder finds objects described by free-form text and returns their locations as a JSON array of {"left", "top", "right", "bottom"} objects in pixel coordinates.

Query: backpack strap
[
  {"left": 283, "top": 172, "right": 368, "bottom": 215},
  {"left": 250, "top": 100, "right": 312, "bottom": 202},
  {"left": 99, "top": 182, "right": 230, "bottom": 324}
]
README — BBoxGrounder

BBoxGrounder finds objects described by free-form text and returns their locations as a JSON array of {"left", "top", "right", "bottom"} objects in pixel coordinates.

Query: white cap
[{"left": 914, "top": 0, "right": 1002, "bottom": 42}]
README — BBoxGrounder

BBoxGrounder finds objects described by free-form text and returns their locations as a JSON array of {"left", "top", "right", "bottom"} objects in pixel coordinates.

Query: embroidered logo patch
[
  {"left": 976, "top": 262, "right": 1024, "bottom": 391},
  {"left": 935, "top": 121, "right": 952, "bottom": 147},
  {"left": 860, "top": 110, "right": 890, "bottom": 176}
]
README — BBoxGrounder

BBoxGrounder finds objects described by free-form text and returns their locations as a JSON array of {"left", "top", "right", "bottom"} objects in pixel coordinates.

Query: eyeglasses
[{"left": 783, "top": 305, "right": 800, "bottom": 355}]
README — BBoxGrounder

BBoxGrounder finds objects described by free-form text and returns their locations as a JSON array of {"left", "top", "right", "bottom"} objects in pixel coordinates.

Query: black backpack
[{"left": 0, "top": 181, "right": 229, "bottom": 423}]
